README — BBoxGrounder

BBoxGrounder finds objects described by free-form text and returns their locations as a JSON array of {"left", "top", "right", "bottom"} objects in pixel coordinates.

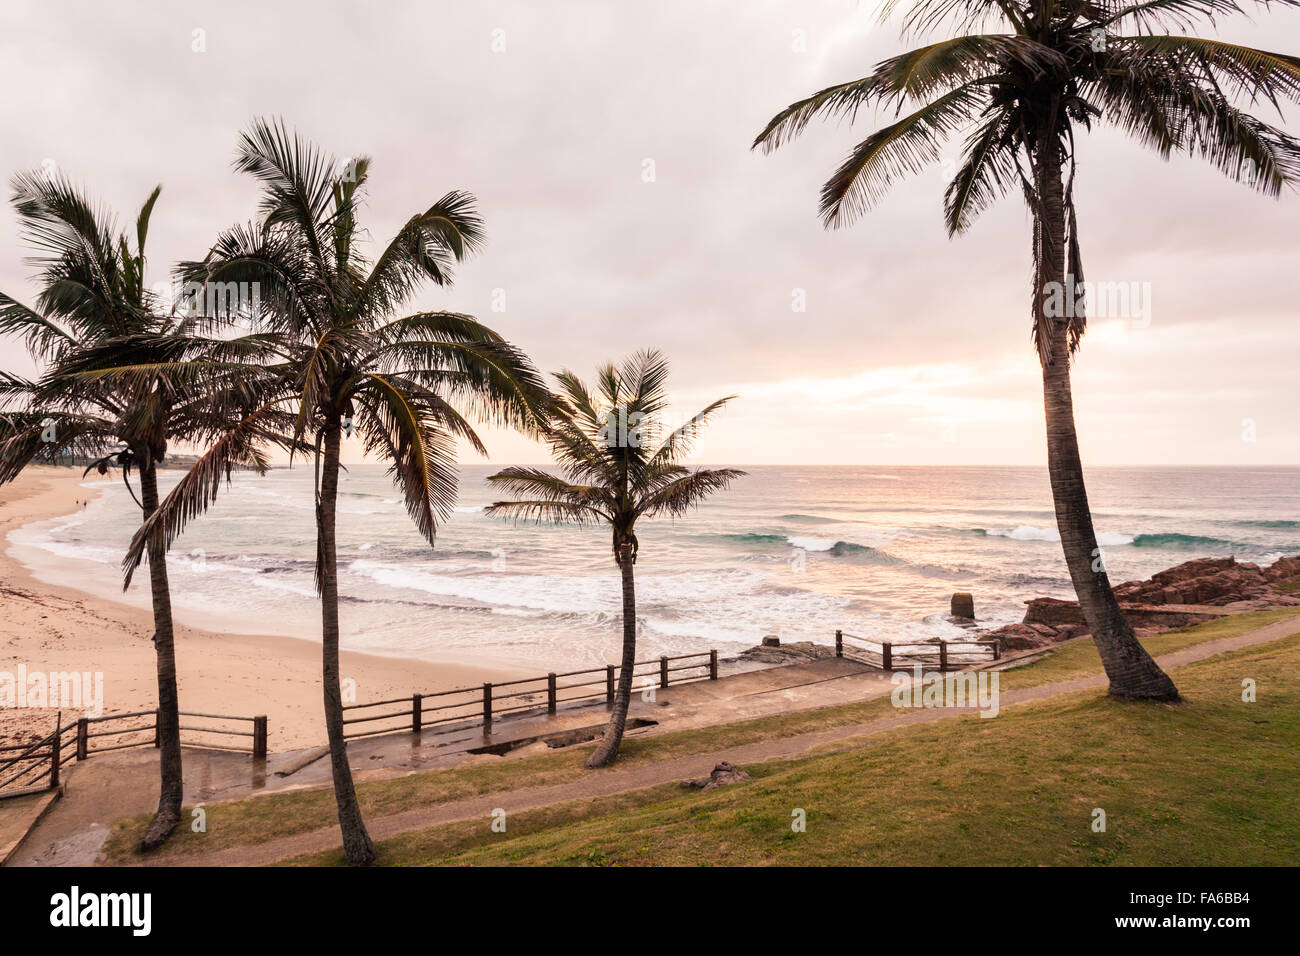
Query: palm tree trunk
[
  {"left": 587, "top": 548, "right": 638, "bottom": 768},
  {"left": 138, "top": 456, "right": 184, "bottom": 851},
  {"left": 1033, "top": 129, "right": 1179, "bottom": 701},
  {"left": 318, "top": 422, "right": 378, "bottom": 864}
]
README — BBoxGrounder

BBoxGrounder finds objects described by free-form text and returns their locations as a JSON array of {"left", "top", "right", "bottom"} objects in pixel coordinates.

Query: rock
[
  {"left": 950, "top": 591, "right": 975, "bottom": 619},
  {"left": 977, "top": 553, "right": 1300, "bottom": 656},
  {"left": 1113, "top": 555, "right": 1300, "bottom": 608},
  {"left": 761, "top": 635, "right": 780, "bottom": 647},
  {"left": 1265, "top": 555, "right": 1300, "bottom": 584},
  {"left": 982, "top": 622, "right": 1071, "bottom": 652},
  {"left": 739, "top": 641, "right": 837, "bottom": 664},
  {"left": 1024, "top": 597, "right": 1086, "bottom": 627},
  {"left": 682, "top": 761, "right": 752, "bottom": 791},
  {"left": 1151, "top": 555, "right": 1237, "bottom": 586}
]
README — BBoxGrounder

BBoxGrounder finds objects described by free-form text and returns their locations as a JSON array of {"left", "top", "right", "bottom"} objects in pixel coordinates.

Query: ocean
[{"left": 9, "top": 465, "right": 1299, "bottom": 674}]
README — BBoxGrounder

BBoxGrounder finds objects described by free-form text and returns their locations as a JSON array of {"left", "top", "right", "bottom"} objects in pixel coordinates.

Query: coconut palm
[
  {"left": 122, "top": 119, "right": 552, "bottom": 865},
  {"left": 0, "top": 173, "right": 289, "bottom": 850},
  {"left": 485, "top": 351, "right": 743, "bottom": 767},
  {"left": 754, "top": 0, "right": 1300, "bottom": 700}
]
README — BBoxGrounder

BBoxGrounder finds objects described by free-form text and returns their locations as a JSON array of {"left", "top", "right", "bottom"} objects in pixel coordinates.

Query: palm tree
[
  {"left": 753, "top": 0, "right": 1300, "bottom": 700},
  {"left": 0, "top": 173, "right": 285, "bottom": 850},
  {"left": 122, "top": 119, "right": 552, "bottom": 865},
  {"left": 485, "top": 351, "right": 743, "bottom": 767}
]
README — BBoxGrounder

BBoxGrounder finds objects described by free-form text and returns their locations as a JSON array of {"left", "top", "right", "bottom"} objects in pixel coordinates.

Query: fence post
[
  {"left": 50, "top": 713, "right": 61, "bottom": 789},
  {"left": 547, "top": 673, "right": 557, "bottom": 715},
  {"left": 709, "top": 649, "right": 718, "bottom": 680},
  {"left": 252, "top": 716, "right": 268, "bottom": 760},
  {"left": 939, "top": 640, "right": 948, "bottom": 671},
  {"left": 992, "top": 641, "right": 1001, "bottom": 661},
  {"left": 412, "top": 694, "right": 422, "bottom": 734},
  {"left": 482, "top": 682, "right": 493, "bottom": 730},
  {"left": 659, "top": 656, "right": 669, "bottom": 689},
  {"left": 835, "top": 629, "right": 843, "bottom": 658},
  {"left": 154, "top": 708, "right": 161, "bottom": 747},
  {"left": 882, "top": 642, "right": 892, "bottom": 670},
  {"left": 76, "top": 717, "right": 88, "bottom": 761},
  {"left": 606, "top": 665, "right": 615, "bottom": 704}
]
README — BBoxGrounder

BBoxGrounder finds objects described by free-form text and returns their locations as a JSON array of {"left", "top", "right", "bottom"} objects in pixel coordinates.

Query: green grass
[
  {"left": 331, "top": 631, "right": 1300, "bottom": 867},
  {"left": 99, "top": 607, "right": 1300, "bottom": 864}
]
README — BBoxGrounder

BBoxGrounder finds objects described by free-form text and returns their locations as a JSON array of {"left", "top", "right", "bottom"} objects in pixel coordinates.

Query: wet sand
[{"left": 0, "top": 466, "right": 527, "bottom": 751}]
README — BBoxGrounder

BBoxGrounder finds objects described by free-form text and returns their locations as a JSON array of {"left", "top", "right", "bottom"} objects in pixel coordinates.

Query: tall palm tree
[
  {"left": 122, "top": 119, "right": 552, "bottom": 865},
  {"left": 0, "top": 173, "right": 285, "bottom": 850},
  {"left": 485, "top": 351, "right": 743, "bottom": 767},
  {"left": 754, "top": 0, "right": 1300, "bottom": 700}
]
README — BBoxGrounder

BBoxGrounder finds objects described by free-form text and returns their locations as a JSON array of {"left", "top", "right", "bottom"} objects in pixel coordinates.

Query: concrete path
[
  {"left": 0, "top": 787, "right": 61, "bottom": 865},
  {"left": 131, "top": 614, "right": 1300, "bottom": 866}
]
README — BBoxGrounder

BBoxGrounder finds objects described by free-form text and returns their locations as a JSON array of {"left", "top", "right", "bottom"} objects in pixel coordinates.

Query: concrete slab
[{"left": 0, "top": 786, "right": 62, "bottom": 865}]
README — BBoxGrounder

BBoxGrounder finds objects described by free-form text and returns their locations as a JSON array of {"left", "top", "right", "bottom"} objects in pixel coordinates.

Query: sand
[{"left": 0, "top": 466, "right": 527, "bottom": 753}]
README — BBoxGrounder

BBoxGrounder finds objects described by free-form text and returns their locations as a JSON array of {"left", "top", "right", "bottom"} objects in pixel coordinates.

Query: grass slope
[
  {"left": 307, "top": 631, "right": 1300, "bottom": 866},
  {"left": 100, "top": 608, "right": 1300, "bottom": 864}
]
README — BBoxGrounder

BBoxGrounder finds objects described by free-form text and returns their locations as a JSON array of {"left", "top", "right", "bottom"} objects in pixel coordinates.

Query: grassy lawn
[
  {"left": 99, "top": 607, "right": 1300, "bottom": 864},
  {"left": 310, "top": 630, "right": 1300, "bottom": 867}
]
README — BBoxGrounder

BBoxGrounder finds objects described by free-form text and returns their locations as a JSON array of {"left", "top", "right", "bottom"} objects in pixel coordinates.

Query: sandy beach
[{"left": 0, "top": 466, "right": 527, "bottom": 752}]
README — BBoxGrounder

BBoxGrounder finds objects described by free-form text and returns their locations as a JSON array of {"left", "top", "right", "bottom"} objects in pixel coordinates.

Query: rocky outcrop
[
  {"left": 981, "top": 554, "right": 1300, "bottom": 653},
  {"left": 1023, "top": 597, "right": 1085, "bottom": 627},
  {"left": 739, "top": 641, "right": 839, "bottom": 664},
  {"left": 984, "top": 620, "right": 1088, "bottom": 652},
  {"left": 1111, "top": 555, "right": 1299, "bottom": 608},
  {"left": 1264, "top": 555, "right": 1300, "bottom": 584}
]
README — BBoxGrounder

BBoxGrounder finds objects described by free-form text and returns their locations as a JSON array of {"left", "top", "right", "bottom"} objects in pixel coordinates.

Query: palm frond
[
  {"left": 821, "top": 83, "right": 988, "bottom": 226},
  {"left": 121, "top": 401, "right": 289, "bottom": 586},
  {"left": 0, "top": 292, "right": 75, "bottom": 361},
  {"left": 944, "top": 106, "right": 1021, "bottom": 233},
  {"left": 353, "top": 374, "right": 460, "bottom": 546},
  {"left": 639, "top": 468, "right": 748, "bottom": 519}
]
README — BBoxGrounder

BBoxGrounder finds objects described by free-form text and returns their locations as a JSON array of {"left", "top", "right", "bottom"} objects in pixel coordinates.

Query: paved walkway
[{"left": 131, "top": 615, "right": 1300, "bottom": 866}]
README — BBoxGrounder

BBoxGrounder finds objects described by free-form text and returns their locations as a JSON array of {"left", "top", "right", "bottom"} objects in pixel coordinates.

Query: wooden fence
[
  {"left": 343, "top": 650, "right": 719, "bottom": 741},
  {"left": 835, "top": 629, "right": 1000, "bottom": 670},
  {"left": 0, "top": 714, "right": 73, "bottom": 799},
  {"left": 0, "top": 708, "right": 267, "bottom": 801}
]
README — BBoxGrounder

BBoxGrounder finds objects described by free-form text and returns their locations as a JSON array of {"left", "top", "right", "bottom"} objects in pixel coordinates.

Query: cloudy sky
[{"left": 1, "top": 0, "right": 1297, "bottom": 466}]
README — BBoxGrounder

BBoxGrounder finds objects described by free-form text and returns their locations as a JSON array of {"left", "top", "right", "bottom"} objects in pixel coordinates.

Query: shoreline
[{"left": 0, "top": 466, "right": 530, "bottom": 751}]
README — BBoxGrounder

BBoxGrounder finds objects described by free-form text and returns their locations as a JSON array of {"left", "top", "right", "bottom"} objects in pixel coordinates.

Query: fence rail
[
  {"left": 0, "top": 708, "right": 267, "bottom": 801},
  {"left": 835, "top": 629, "right": 1000, "bottom": 670},
  {"left": 0, "top": 714, "right": 68, "bottom": 798},
  {"left": 343, "top": 650, "right": 719, "bottom": 741}
]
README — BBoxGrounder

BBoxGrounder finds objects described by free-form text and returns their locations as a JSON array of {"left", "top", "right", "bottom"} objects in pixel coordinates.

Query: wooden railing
[
  {"left": 835, "top": 629, "right": 1000, "bottom": 670},
  {"left": 72, "top": 710, "right": 268, "bottom": 760},
  {"left": 343, "top": 650, "right": 719, "bottom": 741},
  {"left": 0, "top": 714, "right": 73, "bottom": 799},
  {"left": 0, "top": 708, "right": 267, "bottom": 801}
]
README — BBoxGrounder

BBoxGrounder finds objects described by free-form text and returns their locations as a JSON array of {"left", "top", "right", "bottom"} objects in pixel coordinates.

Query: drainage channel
[{"left": 467, "top": 718, "right": 659, "bottom": 756}]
